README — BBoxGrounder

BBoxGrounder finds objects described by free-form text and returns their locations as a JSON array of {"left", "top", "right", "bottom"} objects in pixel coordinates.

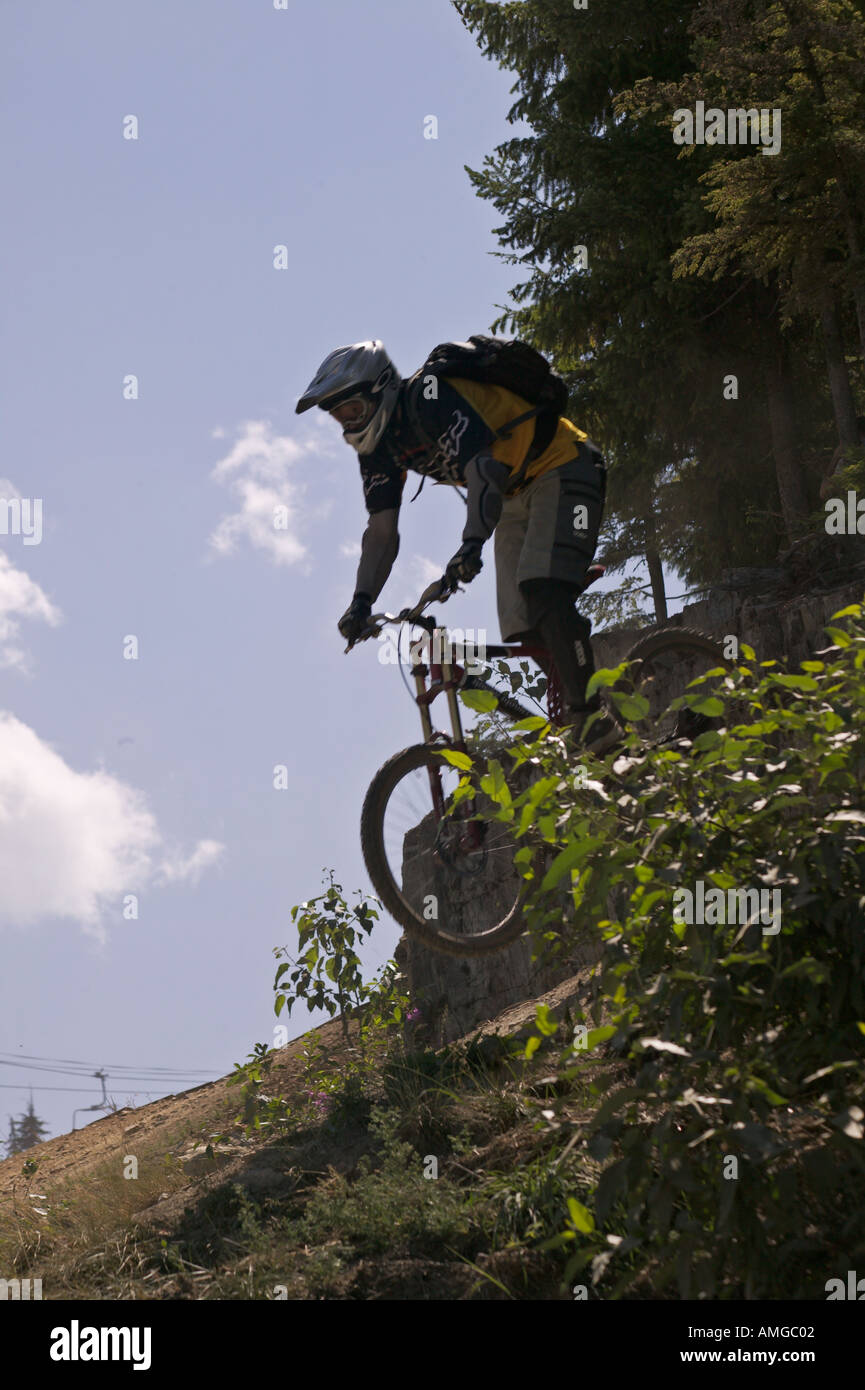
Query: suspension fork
[
  {"left": 411, "top": 628, "right": 476, "bottom": 836},
  {"left": 411, "top": 663, "right": 445, "bottom": 815}
]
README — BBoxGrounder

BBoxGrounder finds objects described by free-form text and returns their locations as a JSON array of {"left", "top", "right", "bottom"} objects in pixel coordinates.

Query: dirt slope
[
  {"left": 0, "top": 1016, "right": 346, "bottom": 1203},
  {"left": 0, "top": 970, "right": 594, "bottom": 1300}
]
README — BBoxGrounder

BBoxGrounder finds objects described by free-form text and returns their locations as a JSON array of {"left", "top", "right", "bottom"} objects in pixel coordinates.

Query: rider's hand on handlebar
[
  {"left": 338, "top": 593, "right": 372, "bottom": 645},
  {"left": 444, "top": 539, "right": 483, "bottom": 588}
]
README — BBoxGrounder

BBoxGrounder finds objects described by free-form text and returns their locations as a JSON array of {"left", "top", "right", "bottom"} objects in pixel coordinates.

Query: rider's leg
[
  {"left": 493, "top": 481, "right": 534, "bottom": 642},
  {"left": 494, "top": 442, "right": 617, "bottom": 746},
  {"left": 520, "top": 578, "right": 597, "bottom": 712},
  {"left": 515, "top": 443, "right": 605, "bottom": 706}
]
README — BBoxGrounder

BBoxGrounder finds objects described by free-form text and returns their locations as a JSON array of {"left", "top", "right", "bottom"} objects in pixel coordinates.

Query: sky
[{"left": 0, "top": 0, "right": 680, "bottom": 1142}]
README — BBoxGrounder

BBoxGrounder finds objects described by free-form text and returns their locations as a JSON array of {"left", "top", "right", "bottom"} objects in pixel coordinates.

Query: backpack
[{"left": 404, "top": 335, "right": 570, "bottom": 491}]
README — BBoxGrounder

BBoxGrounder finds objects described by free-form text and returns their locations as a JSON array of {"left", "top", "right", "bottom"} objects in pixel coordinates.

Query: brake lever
[
  {"left": 403, "top": 576, "right": 459, "bottom": 623},
  {"left": 343, "top": 577, "right": 458, "bottom": 652},
  {"left": 344, "top": 611, "right": 391, "bottom": 654}
]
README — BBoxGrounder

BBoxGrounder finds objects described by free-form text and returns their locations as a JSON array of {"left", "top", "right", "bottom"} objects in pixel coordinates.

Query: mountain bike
[{"left": 348, "top": 566, "right": 731, "bottom": 956}]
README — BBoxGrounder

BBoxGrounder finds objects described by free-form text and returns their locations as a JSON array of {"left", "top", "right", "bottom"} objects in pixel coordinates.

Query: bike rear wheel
[
  {"left": 603, "top": 626, "right": 732, "bottom": 746},
  {"left": 361, "top": 737, "right": 542, "bottom": 957}
]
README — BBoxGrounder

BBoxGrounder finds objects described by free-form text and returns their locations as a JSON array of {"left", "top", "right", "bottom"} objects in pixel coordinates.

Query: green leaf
[
  {"left": 535, "top": 1003, "right": 558, "bottom": 1037},
  {"left": 745, "top": 1077, "right": 787, "bottom": 1106},
  {"left": 830, "top": 604, "right": 862, "bottom": 620},
  {"left": 524, "top": 1035, "right": 541, "bottom": 1060},
  {"left": 566, "top": 1198, "right": 595, "bottom": 1234},
  {"left": 686, "top": 696, "right": 725, "bottom": 717},
  {"left": 511, "top": 716, "right": 549, "bottom": 731},
  {"left": 586, "top": 664, "right": 626, "bottom": 697},
  {"left": 824, "top": 627, "right": 852, "bottom": 648},
  {"left": 772, "top": 674, "right": 819, "bottom": 692},
  {"left": 582, "top": 1025, "right": 617, "bottom": 1052},
  {"left": 459, "top": 688, "right": 499, "bottom": 713},
  {"left": 480, "top": 758, "right": 512, "bottom": 808},
  {"left": 609, "top": 691, "right": 651, "bottom": 720},
  {"left": 693, "top": 728, "right": 722, "bottom": 751},
  {"left": 542, "top": 840, "right": 586, "bottom": 890},
  {"left": 437, "top": 749, "right": 473, "bottom": 770}
]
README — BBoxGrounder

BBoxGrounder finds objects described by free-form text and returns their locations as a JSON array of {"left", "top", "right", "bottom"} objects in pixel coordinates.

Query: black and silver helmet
[{"left": 295, "top": 341, "right": 400, "bottom": 454}]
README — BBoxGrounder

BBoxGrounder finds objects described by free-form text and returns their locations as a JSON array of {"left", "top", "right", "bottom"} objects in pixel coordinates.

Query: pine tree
[
  {"left": 454, "top": 0, "right": 861, "bottom": 608},
  {"left": 6, "top": 1098, "right": 49, "bottom": 1153},
  {"left": 4, "top": 1116, "right": 20, "bottom": 1158}
]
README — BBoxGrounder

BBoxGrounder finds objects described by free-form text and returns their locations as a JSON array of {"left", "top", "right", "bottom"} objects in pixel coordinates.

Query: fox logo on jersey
[{"left": 427, "top": 410, "right": 470, "bottom": 481}]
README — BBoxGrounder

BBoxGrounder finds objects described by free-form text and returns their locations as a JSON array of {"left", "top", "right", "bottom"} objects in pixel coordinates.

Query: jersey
[{"left": 358, "top": 377, "right": 587, "bottom": 516}]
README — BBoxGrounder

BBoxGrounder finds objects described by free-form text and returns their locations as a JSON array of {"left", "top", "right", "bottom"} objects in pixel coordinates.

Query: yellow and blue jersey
[{"left": 359, "top": 377, "right": 587, "bottom": 515}]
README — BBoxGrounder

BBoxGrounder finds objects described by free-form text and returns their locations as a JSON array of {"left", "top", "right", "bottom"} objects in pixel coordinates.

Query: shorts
[{"left": 493, "top": 440, "right": 606, "bottom": 641}]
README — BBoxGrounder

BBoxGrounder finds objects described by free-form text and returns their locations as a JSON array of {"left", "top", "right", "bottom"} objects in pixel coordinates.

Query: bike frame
[
  {"left": 350, "top": 563, "right": 602, "bottom": 837},
  {"left": 404, "top": 617, "right": 563, "bottom": 822}
]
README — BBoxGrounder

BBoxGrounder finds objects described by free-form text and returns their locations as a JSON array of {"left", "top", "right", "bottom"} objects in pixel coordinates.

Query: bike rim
[
  {"left": 378, "top": 752, "right": 528, "bottom": 944},
  {"left": 613, "top": 635, "right": 729, "bottom": 745}
]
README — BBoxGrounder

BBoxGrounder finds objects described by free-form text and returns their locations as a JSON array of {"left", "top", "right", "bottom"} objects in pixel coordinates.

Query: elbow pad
[{"left": 463, "top": 453, "right": 510, "bottom": 543}]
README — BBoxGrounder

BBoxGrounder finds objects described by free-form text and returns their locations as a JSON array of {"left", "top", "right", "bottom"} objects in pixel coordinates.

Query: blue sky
[{"left": 0, "top": 0, "right": 675, "bottom": 1141}]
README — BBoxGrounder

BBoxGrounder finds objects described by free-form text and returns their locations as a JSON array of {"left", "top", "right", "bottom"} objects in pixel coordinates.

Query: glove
[
  {"left": 444, "top": 540, "right": 483, "bottom": 588},
  {"left": 338, "top": 593, "right": 372, "bottom": 644}
]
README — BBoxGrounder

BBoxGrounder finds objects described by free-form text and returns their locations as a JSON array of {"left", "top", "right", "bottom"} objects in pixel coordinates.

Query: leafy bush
[
  {"left": 274, "top": 871, "right": 385, "bottom": 1043},
  {"left": 460, "top": 599, "right": 865, "bottom": 1297},
  {"left": 296, "top": 1107, "right": 472, "bottom": 1259},
  {"left": 268, "top": 872, "right": 413, "bottom": 1128}
]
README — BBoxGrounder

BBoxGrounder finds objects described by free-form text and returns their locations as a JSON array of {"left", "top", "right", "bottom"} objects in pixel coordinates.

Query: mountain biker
[{"left": 296, "top": 340, "right": 617, "bottom": 750}]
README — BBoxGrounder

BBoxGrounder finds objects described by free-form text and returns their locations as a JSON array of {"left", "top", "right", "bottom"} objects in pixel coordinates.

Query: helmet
[{"left": 295, "top": 341, "right": 401, "bottom": 454}]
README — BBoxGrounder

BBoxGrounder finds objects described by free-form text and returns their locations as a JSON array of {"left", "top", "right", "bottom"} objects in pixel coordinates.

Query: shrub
[{"left": 472, "top": 599, "right": 865, "bottom": 1297}]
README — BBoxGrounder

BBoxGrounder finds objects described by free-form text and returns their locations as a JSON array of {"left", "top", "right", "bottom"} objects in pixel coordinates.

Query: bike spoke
[{"left": 376, "top": 757, "right": 527, "bottom": 939}]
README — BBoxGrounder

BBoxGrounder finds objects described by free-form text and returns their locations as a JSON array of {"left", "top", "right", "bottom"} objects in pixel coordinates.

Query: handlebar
[{"left": 344, "top": 574, "right": 459, "bottom": 653}]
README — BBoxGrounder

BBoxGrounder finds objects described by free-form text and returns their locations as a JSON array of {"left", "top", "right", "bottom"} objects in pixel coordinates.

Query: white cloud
[
  {"left": 393, "top": 554, "right": 444, "bottom": 608},
  {"left": 155, "top": 838, "right": 224, "bottom": 886},
  {"left": 302, "top": 410, "right": 342, "bottom": 457},
  {"left": 208, "top": 419, "right": 340, "bottom": 567},
  {"left": 0, "top": 550, "right": 62, "bottom": 674},
  {"left": 0, "top": 714, "right": 224, "bottom": 938},
  {"left": 340, "top": 540, "right": 361, "bottom": 558}
]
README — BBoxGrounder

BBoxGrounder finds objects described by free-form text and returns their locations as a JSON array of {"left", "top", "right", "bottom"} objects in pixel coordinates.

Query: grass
[{"left": 0, "top": 1012, "right": 610, "bottom": 1300}]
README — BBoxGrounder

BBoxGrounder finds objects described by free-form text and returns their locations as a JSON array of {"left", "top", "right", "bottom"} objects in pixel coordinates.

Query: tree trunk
[
  {"left": 819, "top": 285, "right": 859, "bottom": 447},
  {"left": 643, "top": 531, "right": 667, "bottom": 623},
  {"left": 836, "top": 192, "right": 865, "bottom": 366},
  {"left": 779, "top": 1, "right": 865, "bottom": 364},
  {"left": 764, "top": 335, "right": 809, "bottom": 541}
]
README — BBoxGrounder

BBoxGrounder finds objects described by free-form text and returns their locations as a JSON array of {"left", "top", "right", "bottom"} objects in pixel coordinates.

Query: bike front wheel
[{"left": 361, "top": 741, "right": 541, "bottom": 957}]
